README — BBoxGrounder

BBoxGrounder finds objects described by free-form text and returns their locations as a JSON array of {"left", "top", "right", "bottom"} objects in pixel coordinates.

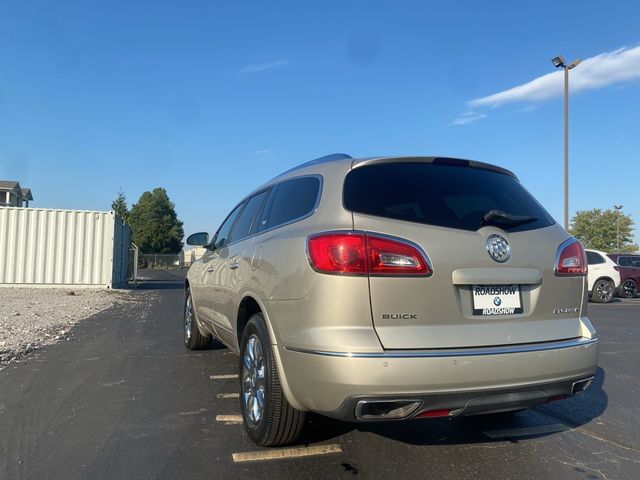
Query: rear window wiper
[{"left": 481, "top": 209, "right": 538, "bottom": 228}]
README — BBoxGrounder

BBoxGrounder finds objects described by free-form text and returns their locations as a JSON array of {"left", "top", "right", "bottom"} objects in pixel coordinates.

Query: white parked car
[{"left": 585, "top": 249, "right": 621, "bottom": 303}]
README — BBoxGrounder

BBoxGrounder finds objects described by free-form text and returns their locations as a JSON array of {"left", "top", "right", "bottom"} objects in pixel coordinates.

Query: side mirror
[{"left": 186, "top": 232, "right": 209, "bottom": 246}]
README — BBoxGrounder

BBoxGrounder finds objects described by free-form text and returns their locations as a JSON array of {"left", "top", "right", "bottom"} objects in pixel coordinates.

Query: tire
[
  {"left": 591, "top": 279, "right": 614, "bottom": 303},
  {"left": 183, "top": 289, "right": 210, "bottom": 350},
  {"left": 239, "top": 313, "right": 306, "bottom": 446},
  {"left": 621, "top": 279, "right": 638, "bottom": 298}
]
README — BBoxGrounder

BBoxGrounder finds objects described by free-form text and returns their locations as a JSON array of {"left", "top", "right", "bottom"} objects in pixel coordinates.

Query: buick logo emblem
[{"left": 486, "top": 234, "right": 511, "bottom": 263}]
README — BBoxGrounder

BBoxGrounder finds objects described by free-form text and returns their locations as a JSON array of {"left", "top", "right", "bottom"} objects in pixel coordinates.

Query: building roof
[
  {"left": 0, "top": 180, "right": 20, "bottom": 190},
  {"left": 21, "top": 188, "right": 33, "bottom": 200}
]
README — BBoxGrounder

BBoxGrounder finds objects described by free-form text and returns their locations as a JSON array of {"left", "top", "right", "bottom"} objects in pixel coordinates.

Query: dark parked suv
[{"left": 607, "top": 253, "right": 640, "bottom": 298}]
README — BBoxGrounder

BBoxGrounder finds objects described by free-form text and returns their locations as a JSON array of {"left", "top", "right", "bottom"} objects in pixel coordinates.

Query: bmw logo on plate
[
  {"left": 493, "top": 297, "right": 502, "bottom": 306},
  {"left": 486, "top": 234, "right": 511, "bottom": 263}
]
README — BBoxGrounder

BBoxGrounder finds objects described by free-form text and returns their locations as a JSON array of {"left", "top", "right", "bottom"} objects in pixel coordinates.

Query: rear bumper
[{"left": 276, "top": 337, "right": 598, "bottom": 421}]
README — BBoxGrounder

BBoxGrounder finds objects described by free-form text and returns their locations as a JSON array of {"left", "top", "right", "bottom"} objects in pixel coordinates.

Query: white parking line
[
  {"left": 217, "top": 393, "right": 240, "bottom": 399},
  {"left": 210, "top": 374, "right": 238, "bottom": 380},
  {"left": 232, "top": 444, "right": 343, "bottom": 463},
  {"left": 483, "top": 423, "right": 570, "bottom": 439},
  {"left": 216, "top": 414, "right": 243, "bottom": 424}
]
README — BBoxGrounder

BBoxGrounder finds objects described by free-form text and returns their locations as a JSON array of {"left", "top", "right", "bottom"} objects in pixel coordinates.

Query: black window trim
[
  {"left": 223, "top": 174, "right": 323, "bottom": 248},
  {"left": 226, "top": 188, "right": 272, "bottom": 245},
  {"left": 209, "top": 200, "right": 246, "bottom": 251}
]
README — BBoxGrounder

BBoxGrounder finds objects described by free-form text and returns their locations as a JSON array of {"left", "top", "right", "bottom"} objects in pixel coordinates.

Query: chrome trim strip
[{"left": 284, "top": 337, "right": 598, "bottom": 358}]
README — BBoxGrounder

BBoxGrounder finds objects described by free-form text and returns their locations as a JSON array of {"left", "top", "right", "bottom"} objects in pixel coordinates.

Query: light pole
[
  {"left": 551, "top": 55, "right": 581, "bottom": 230},
  {"left": 614, "top": 204, "right": 623, "bottom": 252}
]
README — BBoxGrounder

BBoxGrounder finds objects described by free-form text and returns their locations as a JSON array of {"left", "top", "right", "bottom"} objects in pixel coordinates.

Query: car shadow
[
  {"left": 300, "top": 367, "right": 608, "bottom": 447},
  {"left": 205, "top": 337, "right": 228, "bottom": 351}
]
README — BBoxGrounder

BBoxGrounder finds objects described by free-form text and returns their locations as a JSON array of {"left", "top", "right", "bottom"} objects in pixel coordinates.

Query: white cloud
[
  {"left": 469, "top": 45, "right": 640, "bottom": 108},
  {"left": 450, "top": 111, "right": 487, "bottom": 126},
  {"left": 517, "top": 104, "right": 539, "bottom": 112},
  {"left": 238, "top": 59, "right": 288, "bottom": 75}
]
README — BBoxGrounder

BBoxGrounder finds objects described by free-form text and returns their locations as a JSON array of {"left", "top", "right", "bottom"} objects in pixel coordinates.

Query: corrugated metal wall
[
  {"left": 112, "top": 216, "right": 131, "bottom": 287},
  {"left": 0, "top": 207, "right": 130, "bottom": 288}
]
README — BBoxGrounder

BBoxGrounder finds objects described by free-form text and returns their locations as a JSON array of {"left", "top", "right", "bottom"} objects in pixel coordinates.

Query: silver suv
[{"left": 184, "top": 154, "right": 598, "bottom": 446}]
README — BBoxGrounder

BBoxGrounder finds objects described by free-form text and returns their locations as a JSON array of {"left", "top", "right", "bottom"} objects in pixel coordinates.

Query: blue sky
[{"left": 1, "top": 1, "right": 639, "bottom": 246}]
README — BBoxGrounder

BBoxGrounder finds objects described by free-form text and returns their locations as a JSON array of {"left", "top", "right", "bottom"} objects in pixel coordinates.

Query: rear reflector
[
  {"left": 554, "top": 238, "right": 588, "bottom": 276},
  {"left": 416, "top": 409, "right": 452, "bottom": 418},
  {"left": 308, "top": 232, "right": 431, "bottom": 276}
]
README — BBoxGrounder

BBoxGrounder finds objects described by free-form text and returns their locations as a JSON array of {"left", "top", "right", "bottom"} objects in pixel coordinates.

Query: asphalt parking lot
[{"left": 0, "top": 269, "right": 638, "bottom": 480}]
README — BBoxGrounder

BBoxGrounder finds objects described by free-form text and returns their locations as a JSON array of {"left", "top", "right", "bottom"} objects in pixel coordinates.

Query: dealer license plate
[{"left": 472, "top": 284, "right": 523, "bottom": 315}]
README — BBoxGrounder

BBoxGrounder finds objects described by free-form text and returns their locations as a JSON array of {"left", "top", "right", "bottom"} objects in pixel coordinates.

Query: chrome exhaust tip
[
  {"left": 355, "top": 400, "right": 422, "bottom": 420},
  {"left": 571, "top": 377, "right": 594, "bottom": 395}
]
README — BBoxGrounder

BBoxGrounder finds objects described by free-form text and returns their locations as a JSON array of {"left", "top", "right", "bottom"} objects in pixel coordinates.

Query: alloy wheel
[
  {"left": 623, "top": 279, "right": 637, "bottom": 298},
  {"left": 596, "top": 280, "right": 613, "bottom": 302},
  {"left": 184, "top": 294, "right": 193, "bottom": 341},
  {"left": 242, "top": 334, "right": 266, "bottom": 425}
]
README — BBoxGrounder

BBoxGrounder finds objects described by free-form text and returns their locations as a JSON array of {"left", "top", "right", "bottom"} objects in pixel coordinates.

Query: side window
[
  {"left": 621, "top": 256, "right": 640, "bottom": 268},
  {"left": 586, "top": 251, "right": 605, "bottom": 265},
  {"left": 228, "top": 190, "right": 269, "bottom": 244},
  {"left": 213, "top": 203, "right": 244, "bottom": 250},
  {"left": 265, "top": 176, "right": 321, "bottom": 229},
  {"left": 250, "top": 188, "right": 274, "bottom": 235},
  {"left": 618, "top": 256, "right": 640, "bottom": 267}
]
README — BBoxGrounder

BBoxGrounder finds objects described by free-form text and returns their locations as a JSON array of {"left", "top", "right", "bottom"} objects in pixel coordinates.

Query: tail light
[
  {"left": 307, "top": 231, "right": 432, "bottom": 276},
  {"left": 554, "top": 238, "right": 587, "bottom": 276}
]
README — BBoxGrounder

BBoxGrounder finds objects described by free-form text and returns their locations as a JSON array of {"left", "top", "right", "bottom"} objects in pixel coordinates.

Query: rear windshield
[{"left": 343, "top": 162, "right": 555, "bottom": 232}]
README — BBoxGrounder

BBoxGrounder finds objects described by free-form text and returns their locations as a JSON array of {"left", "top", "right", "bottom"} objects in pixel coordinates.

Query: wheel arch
[
  {"left": 589, "top": 276, "right": 615, "bottom": 291},
  {"left": 236, "top": 293, "right": 307, "bottom": 411},
  {"left": 595, "top": 276, "right": 616, "bottom": 286}
]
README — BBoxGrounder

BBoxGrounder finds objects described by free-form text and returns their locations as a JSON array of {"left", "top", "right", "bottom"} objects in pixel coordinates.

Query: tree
[
  {"left": 111, "top": 189, "right": 130, "bottom": 223},
  {"left": 128, "top": 188, "right": 184, "bottom": 253},
  {"left": 569, "top": 208, "right": 638, "bottom": 253}
]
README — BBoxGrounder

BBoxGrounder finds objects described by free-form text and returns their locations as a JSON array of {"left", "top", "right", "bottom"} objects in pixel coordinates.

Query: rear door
[{"left": 345, "top": 160, "right": 585, "bottom": 349}]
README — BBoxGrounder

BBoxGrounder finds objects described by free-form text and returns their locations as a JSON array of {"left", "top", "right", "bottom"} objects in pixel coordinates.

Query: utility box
[{"left": 0, "top": 207, "right": 130, "bottom": 288}]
